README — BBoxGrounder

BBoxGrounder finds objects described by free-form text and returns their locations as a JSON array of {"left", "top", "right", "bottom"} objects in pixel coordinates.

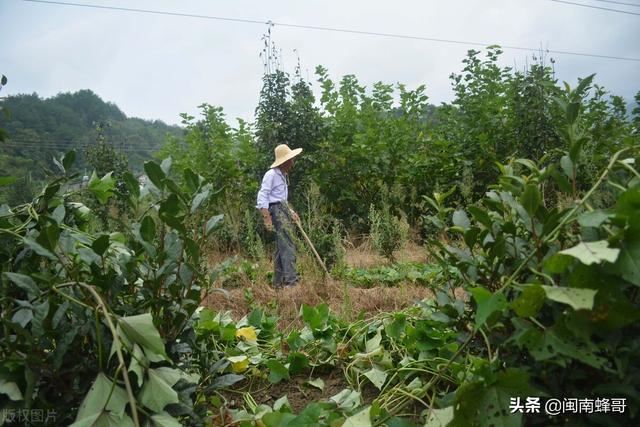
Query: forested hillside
[{"left": 0, "top": 89, "right": 182, "bottom": 204}]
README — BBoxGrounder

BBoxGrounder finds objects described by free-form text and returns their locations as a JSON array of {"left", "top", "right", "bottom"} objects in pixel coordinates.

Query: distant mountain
[{"left": 0, "top": 89, "right": 183, "bottom": 204}]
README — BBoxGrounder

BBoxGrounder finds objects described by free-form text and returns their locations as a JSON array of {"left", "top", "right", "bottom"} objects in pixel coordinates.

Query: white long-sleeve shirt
[{"left": 256, "top": 168, "right": 288, "bottom": 209}]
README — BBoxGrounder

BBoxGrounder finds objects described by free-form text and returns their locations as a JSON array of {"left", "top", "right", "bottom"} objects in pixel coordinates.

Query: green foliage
[
  {"left": 426, "top": 79, "right": 640, "bottom": 423},
  {"left": 0, "top": 153, "right": 223, "bottom": 425},
  {"left": 300, "top": 184, "right": 345, "bottom": 270},
  {"left": 0, "top": 89, "right": 181, "bottom": 204},
  {"left": 369, "top": 202, "right": 409, "bottom": 263},
  {"left": 159, "top": 104, "right": 258, "bottom": 252},
  {"left": 83, "top": 123, "right": 131, "bottom": 229},
  {"left": 312, "top": 66, "right": 431, "bottom": 227},
  {"left": 242, "top": 209, "right": 265, "bottom": 261},
  {"left": 339, "top": 262, "right": 448, "bottom": 288}
]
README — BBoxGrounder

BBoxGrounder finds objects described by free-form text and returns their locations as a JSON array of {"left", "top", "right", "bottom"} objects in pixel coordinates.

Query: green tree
[{"left": 84, "top": 123, "right": 130, "bottom": 228}]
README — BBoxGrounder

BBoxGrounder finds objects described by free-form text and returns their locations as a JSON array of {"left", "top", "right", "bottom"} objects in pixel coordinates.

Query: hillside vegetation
[{"left": 0, "top": 89, "right": 182, "bottom": 204}]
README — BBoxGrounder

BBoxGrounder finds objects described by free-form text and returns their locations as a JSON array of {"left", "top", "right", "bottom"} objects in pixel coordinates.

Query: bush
[
  {"left": 0, "top": 153, "right": 226, "bottom": 425},
  {"left": 369, "top": 202, "right": 408, "bottom": 262},
  {"left": 242, "top": 209, "right": 265, "bottom": 261},
  {"left": 300, "top": 184, "right": 345, "bottom": 270}
]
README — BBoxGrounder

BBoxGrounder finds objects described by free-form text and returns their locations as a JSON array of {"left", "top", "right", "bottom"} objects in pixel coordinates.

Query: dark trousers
[{"left": 268, "top": 203, "right": 298, "bottom": 286}]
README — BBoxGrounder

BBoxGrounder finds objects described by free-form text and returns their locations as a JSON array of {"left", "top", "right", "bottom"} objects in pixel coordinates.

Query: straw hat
[{"left": 270, "top": 144, "right": 303, "bottom": 168}]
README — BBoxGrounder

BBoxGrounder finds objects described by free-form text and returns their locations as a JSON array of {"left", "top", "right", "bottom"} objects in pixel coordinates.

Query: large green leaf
[
  {"left": 541, "top": 286, "right": 597, "bottom": 310},
  {"left": 577, "top": 210, "right": 610, "bottom": 228},
  {"left": 140, "top": 216, "right": 156, "bottom": 243},
  {"left": 23, "top": 237, "right": 57, "bottom": 260},
  {"left": 610, "top": 241, "right": 640, "bottom": 286},
  {"left": 467, "top": 205, "right": 492, "bottom": 229},
  {"left": 190, "top": 186, "right": 211, "bottom": 213},
  {"left": 62, "top": 150, "right": 76, "bottom": 171},
  {"left": 330, "top": 388, "right": 361, "bottom": 411},
  {"left": 527, "top": 328, "right": 608, "bottom": 369},
  {"left": 71, "top": 412, "right": 134, "bottom": 427},
  {"left": 343, "top": 406, "right": 372, "bottom": 427},
  {"left": 452, "top": 210, "right": 471, "bottom": 230},
  {"left": 424, "top": 406, "right": 454, "bottom": 427},
  {"left": 3, "top": 272, "right": 39, "bottom": 299},
  {"left": 266, "top": 359, "right": 290, "bottom": 384},
  {"left": 365, "top": 330, "right": 383, "bottom": 353},
  {"left": 123, "top": 171, "right": 140, "bottom": 199},
  {"left": 160, "top": 157, "right": 173, "bottom": 175},
  {"left": 559, "top": 240, "right": 619, "bottom": 265},
  {"left": 543, "top": 253, "right": 574, "bottom": 274},
  {"left": 455, "top": 369, "right": 532, "bottom": 427},
  {"left": 205, "top": 214, "right": 224, "bottom": 235},
  {"left": 149, "top": 412, "right": 181, "bottom": 427},
  {"left": 210, "top": 373, "right": 244, "bottom": 389},
  {"left": 153, "top": 366, "right": 199, "bottom": 386},
  {"left": 183, "top": 168, "right": 200, "bottom": 192},
  {"left": 119, "top": 313, "right": 167, "bottom": 359},
  {"left": 71, "top": 373, "right": 129, "bottom": 426},
  {"left": 92, "top": 234, "right": 110, "bottom": 256},
  {"left": 0, "top": 379, "right": 23, "bottom": 401},
  {"left": 128, "top": 344, "right": 147, "bottom": 387},
  {"left": 144, "top": 161, "right": 166, "bottom": 189},
  {"left": 520, "top": 184, "right": 541, "bottom": 215},
  {"left": 560, "top": 155, "right": 574, "bottom": 179},
  {"left": 470, "top": 287, "right": 507, "bottom": 329},
  {"left": 363, "top": 367, "right": 387, "bottom": 390},
  {"left": 300, "top": 303, "right": 330, "bottom": 331},
  {"left": 88, "top": 172, "right": 115, "bottom": 205},
  {"left": 138, "top": 369, "right": 179, "bottom": 412},
  {"left": 511, "top": 284, "right": 545, "bottom": 317}
]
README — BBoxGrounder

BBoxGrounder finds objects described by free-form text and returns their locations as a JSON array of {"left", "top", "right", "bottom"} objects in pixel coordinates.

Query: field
[{"left": 1, "top": 49, "right": 639, "bottom": 427}]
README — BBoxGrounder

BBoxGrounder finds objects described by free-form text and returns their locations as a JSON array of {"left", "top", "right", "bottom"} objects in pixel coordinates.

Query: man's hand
[
  {"left": 290, "top": 210, "right": 300, "bottom": 224},
  {"left": 260, "top": 208, "right": 273, "bottom": 232}
]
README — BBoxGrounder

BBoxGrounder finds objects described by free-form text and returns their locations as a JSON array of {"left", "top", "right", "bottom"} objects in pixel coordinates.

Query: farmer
[{"left": 256, "top": 144, "right": 303, "bottom": 288}]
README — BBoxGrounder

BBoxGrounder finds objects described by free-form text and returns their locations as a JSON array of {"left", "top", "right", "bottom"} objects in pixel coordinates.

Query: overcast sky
[{"left": 1, "top": 0, "right": 639, "bottom": 126}]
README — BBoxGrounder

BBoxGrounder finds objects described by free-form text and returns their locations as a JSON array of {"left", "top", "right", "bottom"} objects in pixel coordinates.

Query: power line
[
  {"left": 2, "top": 140, "right": 165, "bottom": 152},
  {"left": 20, "top": 0, "right": 640, "bottom": 62},
  {"left": 2, "top": 138, "right": 164, "bottom": 147},
  {"left": 591, "top": 0, "right": 640, "bottom": 7},
  {"left": 1, "top": 136, "right": 172, "bottom": 146},
  {"left": 548, "top": 0, "right": 640, "bottom": 14},
  {"left": 2, "top": 145, "right": 160, "bottom": 153}
]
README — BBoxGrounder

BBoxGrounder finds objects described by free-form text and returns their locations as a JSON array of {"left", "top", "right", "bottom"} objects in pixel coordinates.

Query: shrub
[
  {"left": 242, "top": 209, "right": 265, "bottom": 261},
  {"left": 300, "top": 184, "right": 346, "bottom": 271},
  {"left": 0, "top": 153, "right": 226, "bottom": 425},
  {"left": 369, "top": 202, "right": 408, "bottom": 263}
]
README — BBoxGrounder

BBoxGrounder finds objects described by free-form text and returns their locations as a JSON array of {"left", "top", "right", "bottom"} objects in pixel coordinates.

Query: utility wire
[
  {"left": 2, "top": 137, "right": 166, "bottom": 147},
  {"left": 0, "top": 137, "right": 164, "bottom": 148},
  {"left": 2, "top": 139, "right": 165, "bottom": 152},
  {"left": 19, "top": 0, "right": 640, "bottom": 62},
  {"left": 591, "top": 0, "right": 640, "bottom": 7},
  {"left": 548, "top": 0, "right": 640, "bottom": 14}
]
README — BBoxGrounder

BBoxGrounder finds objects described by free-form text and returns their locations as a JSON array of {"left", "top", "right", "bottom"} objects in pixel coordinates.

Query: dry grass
[
  {"left": 202, "top": 279, "right": 434, "bottom": 331},
  {"left": 202, "top": 238, "right": 439, "bottom": 330},
  {"left": 344, "top": 238, "right": 430, "bottom": 268}
]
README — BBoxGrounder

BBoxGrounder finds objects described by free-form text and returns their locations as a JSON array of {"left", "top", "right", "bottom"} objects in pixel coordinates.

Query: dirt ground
[
  {"left": 218, "top": 371, "right": 355, "bottom": 414},
  {"left": 203, "top": 241, "right": 446, "bottom": 423},
  {"left": 202, "top": 240, "right": 437, "bottom": 329},
  {"left": 203, "top": 280, "right": 435, "bottom": 330}
]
